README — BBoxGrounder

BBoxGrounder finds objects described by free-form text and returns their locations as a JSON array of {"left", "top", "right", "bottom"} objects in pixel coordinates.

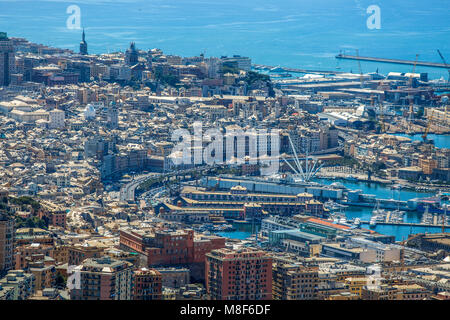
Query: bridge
[{"left": 120, "top": 165, "right": 222, "bottom": 202}]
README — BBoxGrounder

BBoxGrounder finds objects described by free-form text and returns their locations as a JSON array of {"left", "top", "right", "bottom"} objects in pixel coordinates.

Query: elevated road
[{"left": 119, "top": 173, "right": 159, "bottom": 202}]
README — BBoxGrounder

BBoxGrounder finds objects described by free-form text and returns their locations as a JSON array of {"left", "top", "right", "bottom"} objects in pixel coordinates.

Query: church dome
[{"left": 84, "top": 104, "right": 96, "bottom": 119}]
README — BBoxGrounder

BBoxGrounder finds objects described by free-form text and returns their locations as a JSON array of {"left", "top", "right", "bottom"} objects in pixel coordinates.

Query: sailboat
[
  {"left": 372, "top": 201, "right": 385, "bottom": 216},
  {"left": 370, "top": 201, "right": 384, "bottom": 228}
]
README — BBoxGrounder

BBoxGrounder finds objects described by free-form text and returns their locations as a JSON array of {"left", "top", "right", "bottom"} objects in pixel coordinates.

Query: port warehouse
[
  {"left": 200, "top": 176, "right": 425, "bottom": 211},
  {"left": 156, "top": 186, "right": 327, "bottom": 221}
]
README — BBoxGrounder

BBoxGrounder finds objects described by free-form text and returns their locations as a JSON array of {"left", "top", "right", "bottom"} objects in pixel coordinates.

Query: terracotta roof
[{"left": 306, "top": 217, "right": 351, "bottom": 230}]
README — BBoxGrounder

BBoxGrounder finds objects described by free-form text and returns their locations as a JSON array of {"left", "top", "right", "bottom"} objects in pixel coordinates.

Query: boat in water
[
  {"left": 372, "top": 201, "right": 386, "bottom": 216},
  {"left": 330, "top": 182, "right": 346, "bottom": 189},
  {"left": 370, "top": 201, "right": 387, "bottom": 228},
  {"left": 369, "top": 216, "right": 377, "bottom": 228},
  {"left": 389, "top": 209, "right": 405, "bottom": 223},
  {"left": 346, "top": 175, "right": 358, "bottom": 181},
  {"left": 421, "top": 205, "right": 434, "bottom": 225},
  {"left": 324, "top": 200, "right": 348, "bottom": 212},
  {"left": 339, "top": 217, "right": 347, "bottom": 225}
]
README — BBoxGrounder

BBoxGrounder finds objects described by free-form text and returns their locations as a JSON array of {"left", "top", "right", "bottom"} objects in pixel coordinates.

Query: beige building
[
  {"left": 426, "top": 107, "right": 450, "bottom": 126},
  {"left": 272, "top": 263, "right": 319, "bottom": 300},
  {"left": 49, "top": 109, "right": 65, "bottom": 129}
]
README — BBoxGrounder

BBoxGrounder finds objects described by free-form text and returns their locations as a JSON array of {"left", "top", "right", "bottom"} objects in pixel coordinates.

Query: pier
[
  {"left": 360, "top": 220, "right": 450, "bottom": 228},
  {"left": 335, "top": 54, "right": 450, "bottom": 69}
]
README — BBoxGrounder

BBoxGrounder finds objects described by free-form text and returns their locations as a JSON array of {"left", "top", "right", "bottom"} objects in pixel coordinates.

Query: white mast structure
[{"left": 282, "top": 135, "right": 324, "bottom": 183}]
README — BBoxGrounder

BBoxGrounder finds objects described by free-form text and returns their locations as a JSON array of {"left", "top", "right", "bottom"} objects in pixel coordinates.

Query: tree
[
  {"left": 16, "top": 216, "right": 48, "bottom": 229},
  {"left": 55, "top": 273, "right": 67, "bottom": 289},
  {"left": 243, "top": 71, "right": 270, "bottom": 86}
]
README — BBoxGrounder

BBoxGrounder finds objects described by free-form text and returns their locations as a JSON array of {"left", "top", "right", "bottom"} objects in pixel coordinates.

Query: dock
[
  {"left": 360, "top": 220, "right": 450, "bottom": 228},
  {"left": 335, "top": 54, "right": 450, "bottom": 69}
]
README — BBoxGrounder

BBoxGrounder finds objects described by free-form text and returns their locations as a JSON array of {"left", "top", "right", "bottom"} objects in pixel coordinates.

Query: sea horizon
[{"left": 1, "top": 0, "right": 449, "bottom": 79}]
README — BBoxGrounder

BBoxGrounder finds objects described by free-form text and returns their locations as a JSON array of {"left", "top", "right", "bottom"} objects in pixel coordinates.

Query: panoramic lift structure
[{"left": 282, "top": 135, "right": 324, "bottom": 183}]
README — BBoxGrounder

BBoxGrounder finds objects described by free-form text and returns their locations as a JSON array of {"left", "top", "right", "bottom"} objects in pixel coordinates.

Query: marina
[{"left": 201, "top": 175, "right": 449, "bottom": 241}]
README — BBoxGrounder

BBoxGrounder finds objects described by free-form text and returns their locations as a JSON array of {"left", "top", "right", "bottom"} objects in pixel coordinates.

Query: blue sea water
[
  {"left": 1, "top": 0, "right": 449, "bottom": 79},
  {"left": 390, "top": 134, "right": 450, "bottom": 149},
  {"left": 217, "top": 230, "right": 252, "bottom": 240},
  {"left": 2, "top": 0, "right": 448, "bottom": 241},
  {"left": 218, "top": 178, "right": 442, "bottom": 241},
  {"left": 314, "top": 178, "right": 435, "bottom": 201}
]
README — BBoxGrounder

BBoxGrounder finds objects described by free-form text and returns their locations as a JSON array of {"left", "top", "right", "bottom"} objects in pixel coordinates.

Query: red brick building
[
  {"left": 205, "top": 248, "right": 272, "bottom": 300},
  {"left": 119, "top": 228, "right": 225, "bottom": 267},
  {"left": 120, "top": 228, "right": 225, "bottom": 283}
]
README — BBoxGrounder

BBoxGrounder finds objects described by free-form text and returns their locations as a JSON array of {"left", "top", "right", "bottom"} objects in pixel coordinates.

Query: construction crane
[
  {"left": 371, "top": 95, "right": 385, "bottom": 133},
  {"left": 422, "top": 109, "right": 435, "bottom": 142},
  {"left": 437, "top": 49, "right": 450, "bottom": 82},
  {"left": 410, "top": 54, "right": 419, "bottom": 81},
  {"left": 379, "top": 101, "right": 386, "bottom": 133},
  {"left": 406, "top": 54, "right": 419, "bottom": 133},
  {"left": 356, "top": 49, "right": 364, "bottom": 88}
]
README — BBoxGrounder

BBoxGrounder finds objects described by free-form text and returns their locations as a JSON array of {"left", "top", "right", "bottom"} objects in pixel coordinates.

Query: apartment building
[
  {"left": 0, "top": 213, "right": 15, "bottom": 274},
  {"left": 133, "top": 268, "right": 162, "bottom": 300},
  {"left": 0, "top": 270, "right": 35, "bottom": 300},
  {"left": 205, "top": 248, "right": 272, "bottom": 300},
  {"left": 119, "top": 228, "right": 225, "bottom": 267},
  {"left": 70, "top": 256, "right": 134, "bottom": 300},
  {"left": 272, "top": 263, "right": 319, "bottom": 300}
]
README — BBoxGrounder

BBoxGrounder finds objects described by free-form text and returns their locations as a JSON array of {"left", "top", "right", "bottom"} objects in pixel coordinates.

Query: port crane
[
  {"left": 371, "top": 96, "right": 385, "bottom": 133},
  {"left": 406, "top": 54, "right": 419, "bottom": 133},
  {"left": 437, "top": 49, "right": 450, "bottom": 82},
  {"left": 408, "top": 54, "right": 419, "bottom": 119},
  {"left": 422, "top": 109, "right": 435, "bottom": 142}
]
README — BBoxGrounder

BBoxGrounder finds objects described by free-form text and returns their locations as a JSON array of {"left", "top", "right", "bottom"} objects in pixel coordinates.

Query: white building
[
  {"left": 222, "top": 55, "right": 252, "bottom": 72},
  {"left": 49, "top": 109, "right": 65, "bottom": 129}
]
